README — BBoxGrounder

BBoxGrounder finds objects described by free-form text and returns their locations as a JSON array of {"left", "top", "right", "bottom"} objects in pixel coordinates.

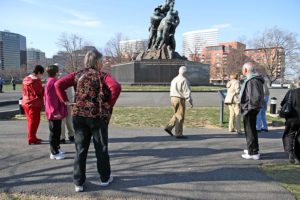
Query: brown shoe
[{"left": 164, "top": 128, "right": 173, "bottom": 136}]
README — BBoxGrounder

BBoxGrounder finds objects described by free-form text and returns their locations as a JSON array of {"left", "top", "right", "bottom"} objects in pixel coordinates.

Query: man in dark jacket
[
  {"left": 240, "top": 62, "right": 264, "bottom": 160},
  {"left": 281, "top": 86, "right": 300, "bottom": 164}
]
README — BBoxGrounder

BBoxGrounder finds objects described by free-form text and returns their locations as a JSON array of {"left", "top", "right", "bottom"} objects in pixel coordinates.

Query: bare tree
[
  {"left": 104, "top": 33, "right": 129, "bottom": 63},
  {"left": 57, "top": 33, "right": 85, "bottom": 71},
  {"left": 187, "top": 44, "right": 201, "bottom": 62},
  {"left": 0, "top": 68, "right": 25, "bottom": 81},
  {"left": 225, "top": 47, "right": 247, "bottom": 76},
  {"left": 250, "top": 26, "right": 300, "bottom": 84}
]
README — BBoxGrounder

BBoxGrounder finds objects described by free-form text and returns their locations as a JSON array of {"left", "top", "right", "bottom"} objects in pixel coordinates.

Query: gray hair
[
  {"left": 179, "top": 66, "right": 187, "bottom": 75},
  {"left": 242, "top": 62, "right": 255, "bottom": 73},
  {"left": 84, "top": 49, "right": 103, "bottom": 69}
]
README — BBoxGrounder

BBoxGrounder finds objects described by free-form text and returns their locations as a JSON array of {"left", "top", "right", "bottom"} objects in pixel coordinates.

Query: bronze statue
[
  {"left": 137, "top": 0, "right": 185, "bottom": 60},
  {"left": 147, "top": 7, "right": 164, "bottom": 50},
  {"left": 154, "top": 10, "right": 175, "bottom": 49}
]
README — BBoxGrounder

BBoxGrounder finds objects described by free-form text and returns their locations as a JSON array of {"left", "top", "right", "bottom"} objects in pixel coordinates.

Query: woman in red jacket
[
  {"left": 55, "top": 50, "right": 121, "bottom": 192},
  {"left": 22, "top": 65, "right": 45, "bottom": 145}
]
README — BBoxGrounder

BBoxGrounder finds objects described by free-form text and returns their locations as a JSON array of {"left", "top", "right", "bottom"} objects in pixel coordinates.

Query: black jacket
[
  {"left": 240, "top": 75, "right": 264, "bottom": 116},
  {"left": 281, "top": 88, "right": 300, "bottom": 119}
]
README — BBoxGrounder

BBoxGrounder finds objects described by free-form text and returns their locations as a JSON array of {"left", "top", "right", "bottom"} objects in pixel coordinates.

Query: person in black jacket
[
  {"left": 281, "top": 87, "right": 300, "bottom": 164},
  {"left": 240, "top": 62, "right": 264, "bottom": 160}
]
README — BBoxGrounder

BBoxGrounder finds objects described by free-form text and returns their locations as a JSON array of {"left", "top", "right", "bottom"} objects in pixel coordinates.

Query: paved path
[{"left": 0, "top": 120, "right": 294, "bottom": 200}]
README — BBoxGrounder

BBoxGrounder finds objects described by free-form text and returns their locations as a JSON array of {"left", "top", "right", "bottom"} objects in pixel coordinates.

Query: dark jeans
[
  {"left": 243, "top": 110, "right": 259, "bottom": 155},
  {"left": 282, "top": 118, "right": 300, "bottom": 154},
  {"left": 49, "top": 120, "right": 62, "bottom": 155},
  {"left": 73, "top": 116, "right": 111, "bottom": 186}
]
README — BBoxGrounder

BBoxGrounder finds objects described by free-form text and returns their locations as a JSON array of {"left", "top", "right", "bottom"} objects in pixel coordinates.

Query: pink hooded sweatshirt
[{"left": 44, "top": 77, "right": 67, "bottom": 120}]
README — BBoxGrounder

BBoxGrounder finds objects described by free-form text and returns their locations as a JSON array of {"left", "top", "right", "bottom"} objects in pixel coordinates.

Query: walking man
[
  {"left": 164, "top": 66, "right": 193, "bottom": 139},
  {"left": 240, "top": 62, "right": 264, "bottom": 160}
]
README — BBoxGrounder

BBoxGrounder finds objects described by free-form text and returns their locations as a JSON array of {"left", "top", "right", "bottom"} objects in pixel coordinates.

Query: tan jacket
[
  {"left": 224, "top": 79, "right": 240, "bottom": 104},
  {"left": 170, "top": 75, "right": 192, "bottom": 103}
]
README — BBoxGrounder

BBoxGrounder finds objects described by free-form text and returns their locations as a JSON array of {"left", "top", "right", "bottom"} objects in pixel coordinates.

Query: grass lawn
[
  {"left": 15, "top": 106, "right": 283, "bottom": 129},
  {"left": 260, "top": 163, "right": 300, "bottom": 200},
  {"left": 111, "top": 107, "right": 229, "bottom": 128},
  {"left": 2, "top": 84, "right": 22, "bottom": 92}
]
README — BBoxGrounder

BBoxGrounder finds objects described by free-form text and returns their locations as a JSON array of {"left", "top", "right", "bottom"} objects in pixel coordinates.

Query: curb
[
  {"left": 0, "top": 100, "right": 19, "bottom": 107},
  {"left": 0, "top": 109, "right": 19, "bottom": 120},
  {"left": 121, "top": 90, "right": 219, "bottom": 93}
]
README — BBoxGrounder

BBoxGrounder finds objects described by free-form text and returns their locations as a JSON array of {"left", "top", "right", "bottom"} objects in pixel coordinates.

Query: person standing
[
  {"left": 240, "top": 62, "right": 264, "bottom": 160},
  {"left": 55, "top": 49, "right": 121, "bottom": 192},
  {"left": 281, "top": 87, "right": 300, "bottom": 164},
  {"left": 60, "top": 86, "right": 75, "bottom": 143},
  {"left": 11, "top": 77, "right": 16, "bottom": 91},
  {"left": 44, "top": 65, "right": 67, "bottom": 160},
  {"left": 224, "top": 73, "right": 241, "bottom": 134},
  {"left": 0, "top": 77, "right": 4, "bottom": 93},
  {"left": 256, "top": 78, "right": 270, "bottom": 132},
  {"left": 22, "top": 65, "right": 44, "bottom": 145},
  {"left": 164, "top": 66, "right": 193, "bottom": 139}
]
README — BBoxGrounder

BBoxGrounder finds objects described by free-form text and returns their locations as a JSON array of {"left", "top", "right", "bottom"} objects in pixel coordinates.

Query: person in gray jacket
[{"left": 240, "top": 62, "right": 264, "bottom": 160}]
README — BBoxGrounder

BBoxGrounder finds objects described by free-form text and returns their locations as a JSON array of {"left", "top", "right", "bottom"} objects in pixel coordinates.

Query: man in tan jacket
[{"left": 164, "top": 66, "right": 193, "bottom": 139}]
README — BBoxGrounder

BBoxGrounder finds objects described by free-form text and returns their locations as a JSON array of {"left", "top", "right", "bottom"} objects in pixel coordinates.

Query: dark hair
[
  {"left": 33, "top": 65, "right": 44, "bottom": 75},
  {"left": 46, "top": 65, "right": 59, "bottom": 77}
]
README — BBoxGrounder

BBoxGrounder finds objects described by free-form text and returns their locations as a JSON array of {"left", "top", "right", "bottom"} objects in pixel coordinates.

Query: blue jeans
[{"left": 256, "top": 96, "right": 269, "bottom": 130}]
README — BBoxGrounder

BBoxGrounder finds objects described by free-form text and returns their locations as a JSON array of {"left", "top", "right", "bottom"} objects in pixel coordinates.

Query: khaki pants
[
  {"left": 165, "top": 97, "right": 186, "bottom": 136},
  {"left": 61, "top": 105, "right": 75, "bottom": 140},
  {"left": 228, "top": 103, "right": 241, "bottom": 132}
]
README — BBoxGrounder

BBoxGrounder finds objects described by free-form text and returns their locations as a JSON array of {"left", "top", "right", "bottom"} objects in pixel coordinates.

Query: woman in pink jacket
[{"left": 45, "top": 65, "right": 67, "bottom": 160}]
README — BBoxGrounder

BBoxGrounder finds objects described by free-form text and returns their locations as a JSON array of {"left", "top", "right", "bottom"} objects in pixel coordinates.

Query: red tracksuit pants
[{"left": 23, "top": 105, "right": 42, "bottom": 144}]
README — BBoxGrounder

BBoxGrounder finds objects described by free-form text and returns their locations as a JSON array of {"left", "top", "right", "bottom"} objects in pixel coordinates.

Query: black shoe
[
  {"left": 262, "top": 129, "right": 269, "bottom": 132},
  {"left": 164, "top": 128, "right": 173, "bottom": 136},
  {"left": 176, "top": 135, "right": 188, "bottom": 139},
  {"left": 60, "top": 139, "right": 66, "bottom": 144},
  {"left": 69, "top": 136, "right": 75, "bottom": 142},
  {"left": 289, "top": 152, "right": 295, "bottom": 164}
]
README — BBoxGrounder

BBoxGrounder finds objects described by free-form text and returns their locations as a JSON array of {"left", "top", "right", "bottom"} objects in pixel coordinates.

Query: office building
[
  {"left": 27, "top": 48, "right": 46, "bottom": 72},
  {"left": 0, "top": 30, "right": 27, "bottom": 72},
  {"left": 182, "top": 28, "right": 219, "bottom": 58}
]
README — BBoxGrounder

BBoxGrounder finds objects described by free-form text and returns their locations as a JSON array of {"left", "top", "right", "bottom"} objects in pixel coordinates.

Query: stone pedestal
[{"left": 111, "top": 59, "right": 210, "bottom": 86}]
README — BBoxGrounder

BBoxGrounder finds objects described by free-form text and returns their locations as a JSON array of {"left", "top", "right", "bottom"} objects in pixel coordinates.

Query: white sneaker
[
  {"left": 75, "top": 185, "right": 84, "bottom": 192},
  {"left": 59, "top": 149, "right": 65, "bottom": 154},
  {"left": 241, "top": 153, "right": 260, "bottom": 160},
  {"left": 243, "top": 149, "right": 260, "bottom": 155},
  {"left": 100, "top": 175, "right": 114, "bottom": 187},
  {"left": 50, "top": 152, "right": 65, "bottom": 160}
]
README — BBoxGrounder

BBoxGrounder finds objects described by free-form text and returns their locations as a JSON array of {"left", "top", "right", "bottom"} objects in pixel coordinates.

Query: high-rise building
[
  {"left": 27, "top": 48, "right": 46, "bottom": 73},
  {"left": 182, "top": 28, "right": 219, "bottom": 58},
  {"left": 0, "top": 30, "right": 27, "bottom": 72}
]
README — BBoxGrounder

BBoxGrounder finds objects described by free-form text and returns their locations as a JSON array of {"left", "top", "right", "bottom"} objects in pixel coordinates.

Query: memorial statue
[
  {"left": 136, "top": 0, "right": 185, "bottom": 60},
  {"left": 147, "top": 7, "right": 164, "bottom": 50}
]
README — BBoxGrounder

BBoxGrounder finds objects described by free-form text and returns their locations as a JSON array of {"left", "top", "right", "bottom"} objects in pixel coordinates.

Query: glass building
[{"left": 0, "top": 31, "right": 27, "bottom": 71}]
